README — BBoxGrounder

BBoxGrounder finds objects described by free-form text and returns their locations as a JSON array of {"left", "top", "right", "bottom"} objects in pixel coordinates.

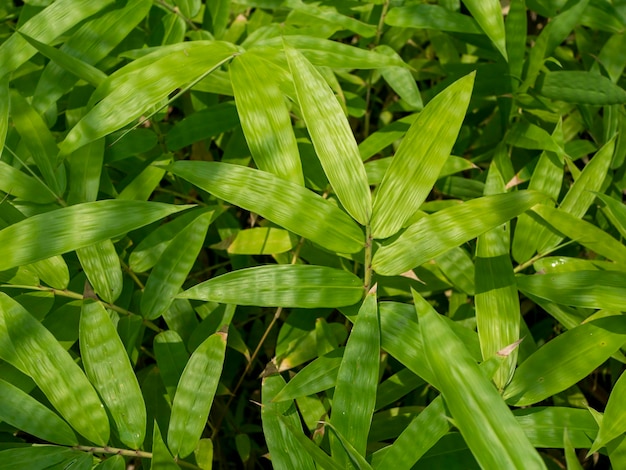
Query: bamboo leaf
[
  {"left": 0, "top": 161, "right": 56, "bottom": 204},
  {"left": 32, "top": 0, "right": 152, "bottom": 113},
  {"left": 154, "top": 330, "right": 189, "bottom": 401},
  {"left": 0, "top": 293, "right": 109, "bottom": 445},
  {"left": 413, "top": 290, "right": 547, "bottom": 469},
  {"left": 118, "top": 154, "right": 171, "bottom": 201},
  {"left": 330, "top": 292, "right": 379, "bottom": 464},
  {"left": 59, "top": 41, "right": 238, "bottom": 155},
  {"left": 227, "top": 227, "right": 297, "bottom": 255},
  {"left": 590, "top": 370, "right": 626, "bottom": 453},
  {"left": 179, "top": 265, "right": 363, "bottom": 308},
  {"left": 462, "top": 0, "right": 508, "bottom": 59},
  {"left": 152, "top": 422, "right": 179, "bottom": 470},
  {"left": 371, "top": 72, "right": 475, "bottom": 239},
  {"left": 503, "top": 316, "right": 626, "bottom": 406},
  {"left": 375, "top": 45, "right": 423, "bottom": 110},
  {"left": 0, "top": 200, "right": 191, "bottom": 271},
  {"left": 517, "top": 271, "right": 626, "bottom": 310},
  {"left": 0, "top": 378, "right": 77, "bottom": 446},
  {"left": 141, "top": 211, "right": 213, "bottom": 320},
  {"left": 0, "top": 0, "right": 115, "bottom": 78},
  {"left": 273, "top": 348, "right": 343, "bottom": 402},
  {"left": 169, "top": 161, "right": 364, "bottom": 254},
  {"left": 66, "top": 139, "right": 104, "bottom": 205},
  {"left": 80, "top": 299, "right": 146, "bottom": 449},
  {"left": 538, "top": 71, "right": 626, "bottom": 105},
  {"left": 385, "top": 5, "right": 482, "bottom": 34},
  {"left": 532, "top": 204, "right": 626, "bottom": 265},
  {"left": 286, "top": 46, "right": 371, "bottom": 225},
  {"left": 372, "top": 191, "right": 545, "bottom": 276},
  {"left": 0, "top": 446, "right": 79, "bottom": 470},
  {"left": 515, "top": 407, "right": 597, "bottom": 449},
  {"left": 594, "top": 192, "right": 626, "bottom": 239},
  {"left": 129, "top": 207, "right": 216, "bottom": 273},
  {"left": 167, "top": 330, "right": 227, "bottom": 458},
  {"left": 76, "top": 240, "right": 123, "bottom": 303},
  {"left": 0, "top": 75, "right": 8, "bottom": 152},
  {"left": 231, "top": 52, "right": 304, "bottom": 185},
  {"left": 9, "top": 89, "right": 63, "bottom": 196},
  {"left": 261, "top": 365, "right": 316, "bottom": 470}
]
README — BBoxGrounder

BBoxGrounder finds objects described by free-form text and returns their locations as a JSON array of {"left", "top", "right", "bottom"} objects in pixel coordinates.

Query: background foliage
[{"left": 1, "top": 0, "right": 626, "bottom": 468}]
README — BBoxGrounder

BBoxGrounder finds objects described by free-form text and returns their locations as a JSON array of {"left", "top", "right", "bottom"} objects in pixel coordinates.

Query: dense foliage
[{"left": 0, "top": 0, "right": 626, "bottom": 468}]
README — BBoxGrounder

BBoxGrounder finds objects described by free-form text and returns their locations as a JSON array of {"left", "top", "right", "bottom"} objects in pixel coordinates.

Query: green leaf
[
  {"left": 141, "top": 211, "right": 213, "bottom": 320},
  {"left": 227, "top": 227, "right": 297, "bottom": 255},
  {"left": 9, "top": 89, "right": 63, "bottom": 196},
  {"left": 19, "top": 32, "right": 107, "bottom": 88},
  {"left": 0, "top": 293, "right": 109, "bottom": 445},
  {"left": 370, "top": 72, "right": 475, "bottom": 239},
  {"left": 129, "top": 207, "right": 216, "bottom": 273},
  {"left": 231, "top": 52, "right": 304, "bottom": 185},
  {"left": 59, "top": 41, "right": 238, "bottom": 155},
  {"left": 95, "top": 454, "right": 125, "bottom": 470},
  {"left": 0, "top": 200, "right": 191, "bottom": 271},
  {"left": 0, "top": 161, "right": 57, "bottom": 204},
  {"left": 515, "top": 407, "right": 597, "bottom": 449},
  {"left": 261, "top": 366, "right": 316, "bottom": 470},
  {"left": 273, "top": 348, "right": 343, "bottom": 402},
  {"left": 286, "top": 0, "right": 376, "bottom": 37},
  {"left": 168, "top": 330, "right": 227, "bottom": 458},
  {"left": 462, "top": 0, "right": 507, "bottom": 59},
  {"left": 0, "top": 75, "right": 8, "bottom": 152},
  {"left": 503, "top": 316, "right": 626, "bottom": 406},
  {"left": 591, "top": 370, "right": 626, "bottom": 453},
  {"left": 66, "top": 139, "right": 104, "bottom": 205},
  {"left": 375, "top": 45, "right": 423, "bottom": 110},
  {"left": 517, "top": 271, "right": 626, "bottom": 310},
  {"left": 385, "top": 5, "right": 482, "bottom": 34},
  {"left": 594, "top": 192, "right": 626, "bottom": 239},
  {"left": 179, "top": 265, "right": 363, "bottom": 308},
  {"left": 0, "top": 446, "right": 79, "bottom": 470},
  {"left": 0, "top": 378, "right": 77, "bottom": 446},
  {"left": 154, "top": 330, "right": 189, "bottom": 401},
  {"left": 169, "top": 161, "right": 364, "bottom": 253},
  {"left": 80, "top": 299, "right": 146, "bottom": 449},
  {"left": 531, "top": 204, "right": 626, "bottom": 265},
  {"left": 330, "top": 292, "right": 379, "bottom": 464},
  {"left": 538, "top": 71, "right": 626, "bottom": 105},
  {"left": 76, "top": 240, "right": 123, "bottom": 303},
  {"left": 372, "top": 191, "right": 545, "bottom": 276},
  {"left": 0, "top": 0, "right": 115, "bottom": 78},
  {"left": 151, "top": 422, "right": 179, "bottom": 470},
  {"left": 475, "top": 164, "right": 519, "bottom": 390},
  {"left": 286, "top": 46, "right": 371, "bottom": 225},
  {"left": 413, "top": 290, "right": 547, "bottom": 469},
  {"left": 118, "top": 155, "right": 170, "bottom": 201},
  {"left": 32, "top": 0, "right": 152, "bottom": 113}
]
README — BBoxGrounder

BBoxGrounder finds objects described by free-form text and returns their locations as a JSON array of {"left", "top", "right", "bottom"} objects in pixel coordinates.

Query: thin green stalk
[{"left": 73, "top": 445, "right": 203, "bottom": 470}]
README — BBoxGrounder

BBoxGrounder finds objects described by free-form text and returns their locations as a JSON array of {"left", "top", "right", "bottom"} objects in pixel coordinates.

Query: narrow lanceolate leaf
[
  {"left": 169, "top": 161, "right": 364, "bottom": 254},
  {"left": 475, "top": 165, "right": 519, "bottom": 390},
  {"left": 129, "top": 207, "right": 216, "bottom": 273},
  {"left": 503, "top": 316, "right": 626, "bottom": 407},
  {"left": 538, "top": 138, "right": 614, "bottom": 254},
  {"left": 0, "top": 75, "right": 8, "bottom": 152},
  {"left": 0, "top": 161, "right": 56, "bottom": 204},
  {"left": 154, "top": 330, "right": 189, "bottom": 401},
  {"left": 0, "top": 446, "right": 78, "bottom": 470},
  {"left": 371, "top": 72, "right": 475, "bottom": 239},
  {"left": 0, "top": 293, "right": 109, "bottom": 445},
  {"left": 385, "top": 4, "right": 482, "bottom": 34},
  {"left": 538, "top": 71, "right": 626, "bottom": 105},
  {"left": 168, "top": 330, "right": 227, "bottom": 458},
  {"left": 373, "top": 191, "right": 544, "bottom": 276},
  {"left": 227, "top": 227, "right": 297, "bottom": 255},
  {"left": 518, "top": 271, "right": 626, "bottom": 310},
  {"left": 179, "top": 265, "right": 363, "bottom": 308},
  {"left": 141, "top": 211, "right": 212, "bottom": 320},
  {"left": 67, "top": 139, "right": 104, "bottom": 205},
  {"left": 76, "top": 240, "right": 123, "bottom": 303},
  {"left": 10, "top": 89, "right": 62, "bottom": 195},
  {"left": 591, "top": 370, "right": 626, "bottom": 453},
  {"left": 273, "top": 348, "right": 343, "bottom": 402},
  {"left": 0, "top": 200, "right": 191, "bottom": 272},
  {"left": 152, "top": 422, "right": 179, "bottom": 470},
  {"left": 59, "top": 41, "right": 238, "bottom": 155},
  {"left": 0, "top": 0, "right": 114, "bottom": 78},
  {"left": 32, "top": 0, "right": 152, "bottom": 113},
  {"left": 375, "top": 45, "right": 423, "bottom": 110},
  {"left": 285, "top": 46, "right": 371, "bottom": 225},
  {"left": 371, "top": 396, "right": 449, "bottom": 470},
  {"left": 413, "top": 290, "right": 547, "bottom": 469},
  {"left": 0, "top": 378, "right": 77, "bottom": 446},
  {"left": 262, "top": 365, "right": 316, "bottom": 470},
  {"left": 230, "top": 53, "right": 303, "bottom": 185},
  {"left": 532, "top": 204, "right": 626, "bottom": 265},
  {"left": 462, "top": 0, "right": 508, "bottom": 60},
  {"left": 331, "top": 292, "right": 379, "bottom": 465},
  {"left": 595, "top": 192, "right": 626, "bottom": 239},
  {"left": 80, "top": 300, "right": 146, "bottom": 449}
]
